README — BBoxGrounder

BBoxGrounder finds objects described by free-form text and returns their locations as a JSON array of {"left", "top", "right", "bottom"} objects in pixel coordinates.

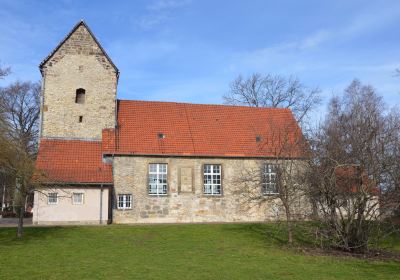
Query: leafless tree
[
  {"left": 306, "top": 80, "right": 400, "bottom": 253},
  {"left": 224, "top": 73, "right": 321, "bottom": 124},
  {"left": 0, "top": 81, "right": 41, "bottom": 156},
  {"left": 0, "top": 62, "right": 10, "bottom": 79},
  {"left": 0, "top": 63, "right": 10, "bottom": 128},
  {"left": 0, "top": 79, "right": 41, "bottom": 237},
  {"left": 0, "top": 134, "right": 40, "bottom": 237},
  {"left": 381, "top": 109, "right": 400, "bottom": 217},
  {"left": 232, "top": 120, "right": 311, "bottom": 244}
]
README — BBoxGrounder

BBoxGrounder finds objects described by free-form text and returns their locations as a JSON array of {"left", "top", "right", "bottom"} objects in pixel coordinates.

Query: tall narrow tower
[{"left": 39, "top": 20, "right": 119, "bottom": 140}]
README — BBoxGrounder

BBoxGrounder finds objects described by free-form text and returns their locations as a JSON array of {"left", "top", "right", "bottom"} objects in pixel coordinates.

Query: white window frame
[
  {"left": 48, "top": 193, "right": 58, "bottom": 205},
  {"left": 148, "top": 163, "right": 168, "bottom": 196},
  {"left": 203, "top": 164, "right": 222, "bottom": 195},
  {"left": 117, "top": 194, "right": 132, "bottom": 210},
  {"left": 72, "top": 193, "right": 84, "bottom": 205},
  {"left": 262, "top": 164, "right": 279, "bottom": 195}
]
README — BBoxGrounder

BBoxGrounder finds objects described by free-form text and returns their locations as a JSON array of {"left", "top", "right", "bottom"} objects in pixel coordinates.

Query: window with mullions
[
  {"left": 262, "top": 164, "right": 279, "bottom": 194},
  {"left": 203, "top": 164, "right": 221, "bottom": 195},
  {"left": 48, "top": 193, "right": 58, "bottom": 205},
  {"left": 72, "top": 193, "right": 84, "bottom": 205},
  {"left": 148, "top": 164, "right": 168, "bottom": 195},
  {"left": 117, "top": 194, "right": 132, "bottom": 209}
]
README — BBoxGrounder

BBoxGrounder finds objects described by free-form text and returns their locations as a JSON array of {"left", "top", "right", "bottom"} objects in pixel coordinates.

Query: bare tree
[
  {"left": 0, "top": 63, "right": 10, "bottom": 215},
  {"left": 0, "top": 63, "right": 10, "bottom": 128},
  {"left": 306, "top": 80, "right": 400, "bottom": 253},
  {"left": 0, "top": 62, "right": 10, "bottom": 79},
  {"left": 0, "top": 81, "right": 41, "bottom": 156},
  {"left": 0, "top": 80, "right": 41, "bottom": 237},
  {"left": 0, "top": 134, "right": 39, "bottom": 237},
  {"left": 232, "top": 120, "right": 310, "bottom": 244},
  {"left": 381, "top": 109, "right": 400, "bottom": 218},
  {"left": 224, "top": 73, "right": 321, "bottom": 123}
]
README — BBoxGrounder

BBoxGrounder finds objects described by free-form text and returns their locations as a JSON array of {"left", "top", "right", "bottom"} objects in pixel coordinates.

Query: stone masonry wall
[
  {"left": 40, "top": 25, "right": 117, "bottom": 139},
  {"left": 113, "top": 156, "right": 311, "bottom": 223}
]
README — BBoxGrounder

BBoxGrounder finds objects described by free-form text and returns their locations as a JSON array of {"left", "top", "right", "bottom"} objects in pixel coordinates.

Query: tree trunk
[
  {"left": 17, "top": 205, "right": 24, "bottom": 238},
  {"left": 285, "top": 206, "right": 293, "bottom": 244},
  {"left": 287, "top": 220, "right": 293, "bottom": 244}
]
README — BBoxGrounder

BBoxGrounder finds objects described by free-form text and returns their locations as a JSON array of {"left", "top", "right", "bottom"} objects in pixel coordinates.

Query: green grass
[{"left": 0, "top": 223, "right": 399, "bottom": 280}]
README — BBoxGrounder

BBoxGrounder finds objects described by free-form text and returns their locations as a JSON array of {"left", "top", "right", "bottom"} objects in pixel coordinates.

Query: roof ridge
[{"left": 117, "top": 99, "right": 293, "bottom": 112}]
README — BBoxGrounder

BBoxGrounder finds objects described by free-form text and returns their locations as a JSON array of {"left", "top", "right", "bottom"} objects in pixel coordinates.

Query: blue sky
[{"left": 0, "top": 0, "right": 399, "bottom": 119}]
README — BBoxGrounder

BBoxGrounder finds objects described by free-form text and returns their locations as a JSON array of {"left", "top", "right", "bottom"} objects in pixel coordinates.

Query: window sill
[{"left": 263, "top": 193, "right": 279, "bottom": 196}]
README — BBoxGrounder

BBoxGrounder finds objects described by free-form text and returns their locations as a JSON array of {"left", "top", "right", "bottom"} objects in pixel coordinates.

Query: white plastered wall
[{"left": 33, "top": 187, "right": 109, "bottom": 225}]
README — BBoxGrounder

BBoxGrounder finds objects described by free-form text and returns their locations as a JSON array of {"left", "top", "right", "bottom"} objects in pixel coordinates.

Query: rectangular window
[
  {"left": 262, "top": 164, "right": 279, "bottom": 194},
  {"left": 148, "top": 164, "right": 168, "bottom": 195},
  {"left": 203, "top": 164, "right": 221, "bottom": 195},
  {"left": 48, "top": 193, "right": 58, "bottom": 205},
  {"left": 117, "top": 194, "right": 132, "bottom": 209},
  {"left": 72, "top": 193, "right": 84, "bottom": 205}
]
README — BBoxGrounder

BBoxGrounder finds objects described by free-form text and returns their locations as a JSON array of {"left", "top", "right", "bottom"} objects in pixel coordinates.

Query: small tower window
[
  {"left": 79, "top": 116, "right": 83, "bottom": 123},
  {"left": 75, "top": 88, "right": 85, "bottom": 104}
]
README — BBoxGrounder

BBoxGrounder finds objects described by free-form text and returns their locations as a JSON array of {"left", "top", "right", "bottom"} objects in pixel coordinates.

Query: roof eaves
[
  {"left": 103, "top": 151, "right": 308, "bottom": 160},
  {"left": 41, "top": 181, "right": 113, "bottom": 186}
]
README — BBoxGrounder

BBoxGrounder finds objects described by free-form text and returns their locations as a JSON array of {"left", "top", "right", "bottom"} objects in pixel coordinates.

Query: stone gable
[
  {"left": 41, "top": 24, "right": 117, "bottom": 74},
  {"left": 40, "top": 22, "right": 117, "bottom": 139}
]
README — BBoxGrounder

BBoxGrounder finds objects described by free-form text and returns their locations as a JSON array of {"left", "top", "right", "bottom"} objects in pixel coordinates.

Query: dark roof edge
[
  {"left": 41, "top": 136, "right": 102, "bottom": 142},
  {"left": 103, "top": 152, "right": 308, "bottom": 160},
  {"left": 39, "top": 20, "right": 119, "bottom": 78},
  {"left": 40, "top": 182, "right": 113, "bottom": 186}
]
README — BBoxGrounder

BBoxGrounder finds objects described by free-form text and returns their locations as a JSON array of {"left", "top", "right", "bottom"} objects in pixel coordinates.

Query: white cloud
[
  {"left": 300, "top": 30, "right": 332, "bottom": 50},
  {"left": 137, "top": 0, "right": 192, "bottom": 30},
  {"left": 137, "top": 13, "right": 172, "bottom": 30},
  {"left": 228, "top": 3, "right": 400, "bottom": 76},
  {"left": 295, "top": 4, "right": 400, "bottom": 52},
  {"left": 147, "top": 0, "right": 192, "bottom": 11}
]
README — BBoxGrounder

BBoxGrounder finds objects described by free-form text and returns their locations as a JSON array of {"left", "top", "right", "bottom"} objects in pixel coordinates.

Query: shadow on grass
[
  {"left": 0, "top": 226, "right": 76, "bottom": 245},
  {"left": 221, "top": 222, "right": 317, "bottom": 247}
]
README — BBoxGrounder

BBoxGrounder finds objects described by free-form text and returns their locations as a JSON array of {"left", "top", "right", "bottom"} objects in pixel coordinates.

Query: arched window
[{"left": 75, "top": 88, "right": 85, "bottom": 104}]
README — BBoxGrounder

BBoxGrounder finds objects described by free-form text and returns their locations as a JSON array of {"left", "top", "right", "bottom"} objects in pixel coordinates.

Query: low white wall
[{"left": 33, "top": 187, "right": 109, "bottom": 225}]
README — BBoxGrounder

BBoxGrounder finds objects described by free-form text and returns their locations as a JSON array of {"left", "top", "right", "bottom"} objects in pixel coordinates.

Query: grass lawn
[{"left": 0, "top": 223, "right": 399, "bottom": 280}]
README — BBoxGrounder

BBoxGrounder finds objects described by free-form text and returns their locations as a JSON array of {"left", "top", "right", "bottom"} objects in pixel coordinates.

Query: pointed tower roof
[{"left": 39, "top": 20, "right": 119, "bottom": 78}]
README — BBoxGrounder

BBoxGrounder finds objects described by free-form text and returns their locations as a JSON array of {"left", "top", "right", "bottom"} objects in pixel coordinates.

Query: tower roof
[{"left": 39, "top": 20, "right": 119, "bottom": 78}]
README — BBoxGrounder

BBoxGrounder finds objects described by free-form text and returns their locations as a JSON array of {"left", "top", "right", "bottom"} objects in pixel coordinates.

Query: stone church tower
[{"left": 39, "top": 21, "right": 119, "bottom": 140}]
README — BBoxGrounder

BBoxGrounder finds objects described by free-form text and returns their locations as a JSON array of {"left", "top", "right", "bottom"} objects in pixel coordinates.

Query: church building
[{"left": 33, "top": 21, "right": 307, "bottom": 225}]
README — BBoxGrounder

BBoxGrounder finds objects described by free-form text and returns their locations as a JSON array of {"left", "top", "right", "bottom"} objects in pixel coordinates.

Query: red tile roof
[
  {"left": 335, "top": 165, "right": 378, "bottom": 195},
  {"left": 108, "top": 100, "right": 307, "bottom": 158},
  {"left": 36, "top": 139, "right": 112, "bottom": 184},
  {"left": 36, "top": 100, "right": 307, "bottom": 183}
]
